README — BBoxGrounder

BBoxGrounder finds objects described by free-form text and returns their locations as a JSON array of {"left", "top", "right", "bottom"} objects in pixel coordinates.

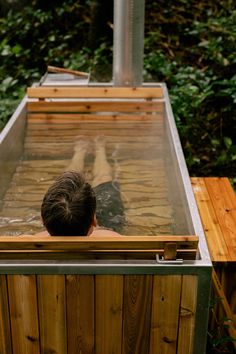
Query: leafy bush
[
  {"left": 144, "top": 1, "right": 236, "bottom": 180},
  {"left": 0, "top": 0, "right": 235, "bottom": 184}
]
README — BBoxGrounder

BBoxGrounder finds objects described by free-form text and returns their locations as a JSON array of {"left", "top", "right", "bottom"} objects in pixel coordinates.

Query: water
[{"left": 0, "top": 118, "right": 181, "bottom": 236}]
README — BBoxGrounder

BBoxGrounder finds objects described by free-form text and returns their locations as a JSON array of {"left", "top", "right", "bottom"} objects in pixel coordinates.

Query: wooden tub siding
[
  {"left": 150, "top": 275, "right": 182, "bottom": 354},
  {"left": 0, "top": 274, "right": 198, "bottom": 354},
  {"left": 7, "top": 275, "right": 40, "bottom": 354},
  {"left": 0, "top": 275, "right": 12, "bottom": 354},
  {"left": 66, "top": 275, "right": 95, "bottom": 354},
  {"left": 177, "top": 275, "right": 198, "bottom": 354},
  {"left": 96, "top": 275, "right": 123, "bottom": 354}
]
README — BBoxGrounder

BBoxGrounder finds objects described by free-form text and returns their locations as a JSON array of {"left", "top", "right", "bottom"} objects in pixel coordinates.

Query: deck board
[{"left": 191, "top": 177, "right": 236, "bottom": 262}]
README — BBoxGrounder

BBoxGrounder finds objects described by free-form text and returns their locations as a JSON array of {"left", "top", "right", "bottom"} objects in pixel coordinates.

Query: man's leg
[
  {"left": 66, "top": 137, "right": 88, "bottom": 172},
  {"left": 92, "top": 136, "right": 113, "bottom": 187},
  {"left": 92, "top": 136, "right": 125, "bottom": 233}
]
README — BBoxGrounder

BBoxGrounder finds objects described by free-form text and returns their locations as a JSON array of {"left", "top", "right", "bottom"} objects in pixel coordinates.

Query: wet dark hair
[{"left": 41, "top": 171, "right": 96, "bottom": 236}]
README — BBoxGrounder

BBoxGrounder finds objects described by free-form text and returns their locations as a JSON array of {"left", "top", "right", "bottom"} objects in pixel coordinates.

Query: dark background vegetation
[{"left": 0, "top": 0, "right": 235, "bottom": 187}]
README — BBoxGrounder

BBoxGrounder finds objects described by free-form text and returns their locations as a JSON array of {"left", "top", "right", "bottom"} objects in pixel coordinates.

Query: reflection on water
[{"left": 0, "top": 118, "right": 189, "bottom": 236}]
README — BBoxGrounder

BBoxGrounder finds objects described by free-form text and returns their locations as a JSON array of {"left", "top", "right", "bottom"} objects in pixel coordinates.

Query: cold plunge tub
[{"left": 0, "top": 82, "right": 211, "bottom": 354}]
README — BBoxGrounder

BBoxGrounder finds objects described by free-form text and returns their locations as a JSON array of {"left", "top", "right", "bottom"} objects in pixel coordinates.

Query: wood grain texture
[
  {"left": 27, "top": 86, "right": 164, "bottom": 99},
  {"left": 66, "top": 275, "right": 95, "bottom": 354},
  {"left": 177, "top": 275, "right": 198, "bottom": 354},
  {"left": 122, "top": 275, "right": 153, "bottom": 354},
  {"left": 95, "top": 275, "right": 123, "bottom": 354},
  {"left": 150, "top": 275, "right": 182, "bottom": 354},
  {"left": 7, "top": 275, "right": 40, "bottom": 354},
  {"left": 27, "top": 101, "right": 163, "bottom": 113},
  {"left": 204, "top": 177, "right": 236, "bottom": 261},
  {"left": 27, "top": 113, "right": 163, "bottom": 123},
  {"left": 191, "top": 177, "right": 229, "bottom": 262},
  {"left": 37, "top": 275, "right": 67, "bottom": 354},
  {"left": 0, "top": 275, "right": 12, "bottom": 354}
]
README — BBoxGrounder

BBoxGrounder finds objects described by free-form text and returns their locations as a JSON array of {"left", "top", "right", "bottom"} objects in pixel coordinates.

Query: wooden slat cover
[
  {"left": 192, "top": 177, "right": 236, "bottom": 262},
  {"left": 27, "top": 101, "right": 163, "bottom": 113},
  {"left": 27, "top": 86, "right": 164, "bottom": 99}
]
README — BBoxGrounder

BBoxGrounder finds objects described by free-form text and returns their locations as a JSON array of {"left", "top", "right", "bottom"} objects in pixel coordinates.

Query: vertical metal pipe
[{"left": 113, "top": 0, "right": 145, "bottom": 86}]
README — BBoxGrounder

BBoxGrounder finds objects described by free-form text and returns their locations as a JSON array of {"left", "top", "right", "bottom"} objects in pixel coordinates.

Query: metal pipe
[{"left": 113, "top": 0, "right": 145, "bottom": 86}]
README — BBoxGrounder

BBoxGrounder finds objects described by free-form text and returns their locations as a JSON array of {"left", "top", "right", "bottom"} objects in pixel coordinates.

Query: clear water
[{"left": 0, "top": 118, "right": 188, "bottom": 236}]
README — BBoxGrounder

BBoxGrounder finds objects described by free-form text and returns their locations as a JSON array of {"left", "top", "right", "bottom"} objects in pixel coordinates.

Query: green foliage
[
  {"left": 0, "top": 0, "right": 235, "bottom": 184},
  {"left": 207, "top": 297, "right": 236, "bottom": 353},
  {"left": 144, "top": 1, "right": 236, "bottom": 181}
]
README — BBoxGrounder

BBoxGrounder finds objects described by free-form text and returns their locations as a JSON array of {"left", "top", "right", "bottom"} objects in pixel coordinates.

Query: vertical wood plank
[
  {"left": 37, "top": 275, "right": 67, "bottom": 354},
  {"left": 7, "top": 275, "right": 40, "bottom": 354},
  {"left": 66, "top": 275, "right": 95, "bottom": 354},
  {"left": 122, "top": 275, "right": 153, "bottom": 354},
  {"left": 150, "top": 275, "right": 182, "bottom": 354},
  {"left": 95, "top": 275, "right": 123, "bottom": 354},
  {"left": 177, "top": 275, "right": 198, "bottom": 354},
  {"left": 0, "top": 275, "right": 12, "bottom": 354}
]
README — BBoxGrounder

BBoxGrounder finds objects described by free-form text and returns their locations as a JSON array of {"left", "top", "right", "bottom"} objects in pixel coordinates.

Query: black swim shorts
[{"left": 93, "top": 181, "right": 125, "bottom": 233}]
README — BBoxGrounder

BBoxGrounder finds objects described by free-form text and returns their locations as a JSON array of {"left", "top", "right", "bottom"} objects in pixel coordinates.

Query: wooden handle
[{"left": 47, "top": 65, "right": 89, "bottom": 78}]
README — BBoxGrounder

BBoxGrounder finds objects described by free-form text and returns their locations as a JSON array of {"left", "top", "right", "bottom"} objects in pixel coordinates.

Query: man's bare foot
[
  {"left": 95, "top": 135, "right": 106, "bottom": 151},
  {"left": 74, "top": 135, "right": 90, "bottom": 153}
]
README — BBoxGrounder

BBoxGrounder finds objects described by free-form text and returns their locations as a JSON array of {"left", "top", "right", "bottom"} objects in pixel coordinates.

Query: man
[{"left": 41, "top": 136, "right": 125, "bottom": 236}]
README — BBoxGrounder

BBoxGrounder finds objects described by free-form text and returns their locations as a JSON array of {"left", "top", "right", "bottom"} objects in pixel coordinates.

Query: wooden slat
[
  {"left": 122, "top": 275, "right": 153, "bottom": 354},
  {"left": 26, "top": 121, "right": 162, "bottom": 132},
  {"left": 27, "top": 86, "right": 163, "bottom": 99},
  {"left": 177, "top": 275, "right": 198, "bottom": 354},
  {"left": 37, "top": 275, "right": 67, "bottom": 354},
  {"left": 96, "top": 275, "right": 123, "bottom": 354},
  {"left": 205, "top": 177, "right": 236, "bottom": 261},
  {"left": 191, "top": 177, "right": 230, "bottom": 262},
  {"left": 66, "top": 275, "right": 94, "bottom": 354},
  {"left": 27, "top": 113, "right": 163, "bottom": 123},
  {"left": 0, "top": 275, "right": 12, "bottom": 354},
  {"left": 7, "top": 275, "right": 40, "bottom": 354},
  {"left": 27, "top": 101, "right": 163, "bottom": 113},
  {"left": 150, "top": 275, "right": 182, "bottom": 354},
  {"left": 0, "top": 235, "right": 199, "bottom": 251}
]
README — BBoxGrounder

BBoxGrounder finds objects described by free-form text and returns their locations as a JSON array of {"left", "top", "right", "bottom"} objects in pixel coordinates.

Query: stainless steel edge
[{"left": 162, "top": 83, "right": 212, "bottom": 264}]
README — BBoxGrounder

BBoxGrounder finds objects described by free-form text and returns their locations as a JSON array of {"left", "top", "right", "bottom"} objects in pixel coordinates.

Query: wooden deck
[
  {"left": 191, "top": 177, "right": 236, "bottom": 345},
  {"left": 191, "top": 177, "right": 236, "bottom": 262}
]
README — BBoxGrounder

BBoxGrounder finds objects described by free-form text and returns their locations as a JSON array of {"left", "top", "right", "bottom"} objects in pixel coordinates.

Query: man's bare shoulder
[
  {"left": 35, "top": 230, "right": 50, "bottom": 237},
  {"left": 90, "top": 228, "right": 122, "bottom": 237},
  {"left": 35, "top": 229, "right": 121, "bottom": 237}
]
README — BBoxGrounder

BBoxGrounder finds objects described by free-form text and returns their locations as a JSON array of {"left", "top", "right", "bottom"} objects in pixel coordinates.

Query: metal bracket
[{"left": 156, "top": 254, "right": 183, "bottom": 264}]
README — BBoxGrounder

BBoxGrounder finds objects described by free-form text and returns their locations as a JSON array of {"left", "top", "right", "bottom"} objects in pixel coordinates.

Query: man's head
[{"left": 41, "top": 171, "right": 96, "bottom": 236}]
